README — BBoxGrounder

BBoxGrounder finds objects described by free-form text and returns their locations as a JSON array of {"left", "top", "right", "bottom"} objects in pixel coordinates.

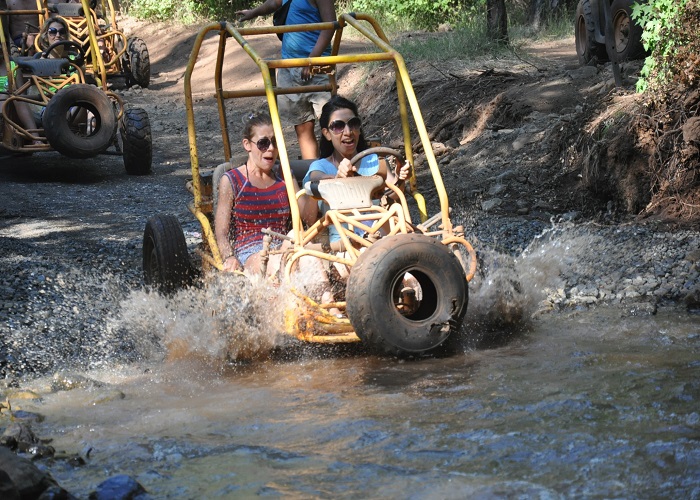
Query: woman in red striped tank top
[{"left": 214, "top": 112, "right": 316, "bottom": 275}]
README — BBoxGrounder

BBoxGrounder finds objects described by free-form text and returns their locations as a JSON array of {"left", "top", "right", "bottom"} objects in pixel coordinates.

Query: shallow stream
[{"left": 18, "top": 304, "right": 700, "bottom": 498}]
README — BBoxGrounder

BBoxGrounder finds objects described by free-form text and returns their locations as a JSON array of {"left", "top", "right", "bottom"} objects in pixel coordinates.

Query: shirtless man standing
[{"left": 6, "top": 0, "right": 41, "bottom": 55}]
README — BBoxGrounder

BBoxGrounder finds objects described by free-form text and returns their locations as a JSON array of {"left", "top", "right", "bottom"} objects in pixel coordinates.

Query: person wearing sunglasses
[
  {"left": 235, "top": 0, "right": 336, "bottom": 160},
  {"left": 303, "top": 95, "right": 411, "bottom": 241},
  {"left": 37, "top": 17, "right": 70, "bottom": 58},
  {"left": 214, "top": 112, "right": 317, "bottom": 275},
  {"left": 301, "top": 96, "right": 411, "bottom": 314}
]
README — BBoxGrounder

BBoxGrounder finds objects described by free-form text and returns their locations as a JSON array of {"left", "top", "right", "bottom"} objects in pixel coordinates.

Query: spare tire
[
  {"left": 42, "top": 84, "right": 116, "bottom": 159},
  {"left": 346, "top": 233, "right": 468, "bottom": 356}
]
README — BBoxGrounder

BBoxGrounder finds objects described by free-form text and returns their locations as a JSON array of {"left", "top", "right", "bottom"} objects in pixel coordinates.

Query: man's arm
[
  {"left": 236, "top": 0, "right": 283, "bottom": 22},
  {"left": 308, "top": 0, "right": 336, "bottom": 58}
]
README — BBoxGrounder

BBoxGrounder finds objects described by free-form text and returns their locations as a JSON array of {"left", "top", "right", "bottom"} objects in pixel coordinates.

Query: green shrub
[
  {"left": 631, "top": 0, "right": 689, "bottom": 92},
  {"left": 122, "top": 0, "right": 200, "bottom": 22},
  {"left": 122, "top": 0, "right": 250, "bottom": 23},
  {"left": 348, "top": 0, "right": 460, "bottom": 31}
]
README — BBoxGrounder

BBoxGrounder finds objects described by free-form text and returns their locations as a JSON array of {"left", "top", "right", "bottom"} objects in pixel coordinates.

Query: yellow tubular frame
[
  {"left": 36, "top": 0, "right": 127, "bottom": 88},
  {"left": 183, "top": 15, "right": 476, "bottom": 340}
]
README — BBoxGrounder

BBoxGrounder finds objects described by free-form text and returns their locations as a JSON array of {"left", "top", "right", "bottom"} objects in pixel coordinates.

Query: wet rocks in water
[
  {"left": 1, "top": 421, "right": 55, "bottom": 459},
  {"left": 0, "top": 446, "right": 69, "bottom": 499},
  {"left": 88, "top": 474, "right": 150, "bottom": 500}
]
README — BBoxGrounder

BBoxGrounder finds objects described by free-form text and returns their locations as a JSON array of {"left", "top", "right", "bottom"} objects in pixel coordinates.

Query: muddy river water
[{"left": 19, "top": 299, "right": 700, "bottom": 498}]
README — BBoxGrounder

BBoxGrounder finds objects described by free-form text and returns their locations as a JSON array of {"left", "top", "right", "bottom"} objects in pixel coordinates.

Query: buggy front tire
[
  {"left": 346, "top": 233, "right": 468, "bottom": 356},
  {"left": 121, "top": 107, "right": 152, "bottom": 175},
  {"left": 42, "top": 84, "right": 116, "bottom": 159},
  {"left": 143, "top": 214, "right": 193, "bottom": 294}
]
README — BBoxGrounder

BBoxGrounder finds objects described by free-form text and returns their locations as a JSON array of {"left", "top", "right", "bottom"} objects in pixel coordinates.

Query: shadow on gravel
[{"left": 0, "top": 154, "right": 117, "bottom": 184}]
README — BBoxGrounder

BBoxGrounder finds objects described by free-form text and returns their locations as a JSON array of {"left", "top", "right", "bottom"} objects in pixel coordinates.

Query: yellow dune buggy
[
  {"left": 14, "top": 0, "right": 150, "bottom": 88},
  {"left": 0, "top": 5, "right": 151, "bottom": 173},
  {"left": 142, "top": 15, "right": 477, "bottom": 356}
]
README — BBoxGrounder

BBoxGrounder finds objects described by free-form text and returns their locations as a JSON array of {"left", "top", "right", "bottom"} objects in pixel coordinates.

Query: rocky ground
[{"left": 0, "top": 17, "right": 699, "bottom": 384}]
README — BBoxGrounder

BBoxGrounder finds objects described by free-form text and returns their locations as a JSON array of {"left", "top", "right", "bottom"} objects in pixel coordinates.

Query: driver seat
[{"left": 12, "top": 56, "right": 71, "bottom": 77}]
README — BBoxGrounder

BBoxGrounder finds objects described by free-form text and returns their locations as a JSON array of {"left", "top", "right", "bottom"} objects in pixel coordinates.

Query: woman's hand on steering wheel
[
  {"left": 335, "top": 158, "right": 357, "bottom": 178},
  {"left": 35, "top": 40, "right": 86, "bottom": 66},
  {"left": 348, "top": 147, "right": 408, "bottom": 181}
]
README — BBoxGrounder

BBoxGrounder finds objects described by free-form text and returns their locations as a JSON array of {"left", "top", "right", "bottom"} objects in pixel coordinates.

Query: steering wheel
[
  {"left": 347, "top": 146, "right": 410, "bottom": 206},
  {"left": 349, "top": 146, "right": 408, "bottom": 186},
  {"left": 349, "top": 146, "right": 405, "bottom": 175},
  {"left": 34, "top": 40, "right": 86, "bottom": 66}
]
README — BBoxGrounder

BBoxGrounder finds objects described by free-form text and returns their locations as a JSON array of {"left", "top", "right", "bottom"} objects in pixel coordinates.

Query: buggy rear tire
[
  {"left": 125, "top": 37, "right": 150, "bottom": 88},
  {"left": 346, "top": 233, "right": 468, "bottom": 356},
  {"left": 575, "top": 0, "right": 608, "bottom": 65},
  {"left": 607, "top": 0, "right": 645, "bottom": 63},
  {"left": 121, "top": 107, "right": 152, "bottom": 175},
  {"left": 143, "top": 214, "right": 193, "bottom": 294},
  {"left": 42, "top": 84, "right": 116, "bottom": 159}
]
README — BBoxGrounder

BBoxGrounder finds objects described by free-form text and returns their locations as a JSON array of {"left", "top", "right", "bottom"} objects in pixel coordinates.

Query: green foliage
[
  {"left": 348, "top": 0, "right": 461, "bottom": 30},
  {"left": 122, "top": 0, "right": 200, "bottom": 22},
  {"left": 631, "top": 0, "right": 688, "bottom": 92},
  {"left": 122, "top": 0, "right": 250, "bottom": 23}
]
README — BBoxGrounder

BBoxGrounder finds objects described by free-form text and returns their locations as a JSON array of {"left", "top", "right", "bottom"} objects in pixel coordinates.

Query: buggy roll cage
[
  {"left": 184, "top": 14, "right": 464, "bottom": 270},
  {"left": 35, "top": 0, "right": 127, "bottom": 89}
]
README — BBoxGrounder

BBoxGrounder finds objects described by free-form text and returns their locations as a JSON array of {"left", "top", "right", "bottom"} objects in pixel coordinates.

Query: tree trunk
[{"left": 487, "top": 0, "right": 508, "bottom": 43}]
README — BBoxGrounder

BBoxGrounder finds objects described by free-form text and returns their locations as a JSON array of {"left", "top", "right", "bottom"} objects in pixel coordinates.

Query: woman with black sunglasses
[
  {"left": 303, "top": 95, "right": 411, "bottom": 243},
  {"left": 214, "top": 112, "right": 316, "bottom": 275},
  {"left": 301, "top": 96, "right": 412, "bottom": 315},
  {"left": 37, "top": 17, "right": 70, "bottom": 58}
]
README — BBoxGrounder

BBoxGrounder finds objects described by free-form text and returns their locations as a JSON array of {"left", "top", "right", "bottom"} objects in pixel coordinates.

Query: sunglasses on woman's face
[
  {"left": 48, "top": 27, "right": 67, "bottom": 36},
  {"left": 254, "top": 136, "right": 276, "bottom": 152},
  {"left": 328, "top": 116, "right": 361, "bottom": 134}
]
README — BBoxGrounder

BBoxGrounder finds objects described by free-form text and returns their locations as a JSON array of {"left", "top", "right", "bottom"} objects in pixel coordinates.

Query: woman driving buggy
[
  {"left": 302, "top": 95, "right": 412, "bottom": 314},
  {"left": 303, "top": 95, "right": 411, "bottom": 245},
  {"left": 214, "top": 111, "right": 317, "bottom": 276},
  {"left": 36, "top": 16, "right": 71, "bottom": 57}
]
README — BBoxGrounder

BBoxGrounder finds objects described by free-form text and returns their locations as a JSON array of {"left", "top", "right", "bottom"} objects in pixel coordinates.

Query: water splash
[{"left": 106, "top": 273, "right": 298, "bottom": 368}]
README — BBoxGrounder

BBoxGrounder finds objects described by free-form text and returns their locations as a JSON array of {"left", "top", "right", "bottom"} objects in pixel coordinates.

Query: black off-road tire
[
  {"left": 575, "top": 0, "right": 608, "bottom": 65},
  {"left": 120, "top": 107, "right": 152, "bottom": 175},
  {"left": 143, "top": 214, "right": 193, "bottom": 294},
  {"left": 607, "top": 0, "right": 645, "bottom": 63},
  {"left": 42, "top": 84, "right": 116, "bottom": 158},
  {"left": 346, "top": 233, "right": 468, "bottom": 356},
  {"left": 125, "top": 37, "right": 150, "bottom": 88}
]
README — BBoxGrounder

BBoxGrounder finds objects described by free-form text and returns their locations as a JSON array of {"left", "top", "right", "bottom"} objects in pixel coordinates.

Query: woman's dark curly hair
[{"left": 318, "top": 95, "right": 368, "bottom": 158}]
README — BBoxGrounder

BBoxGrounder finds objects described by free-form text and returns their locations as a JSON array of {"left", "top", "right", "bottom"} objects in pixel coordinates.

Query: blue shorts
[{"left": 236, "top": 243, "right": 263, "bottom": 266}]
